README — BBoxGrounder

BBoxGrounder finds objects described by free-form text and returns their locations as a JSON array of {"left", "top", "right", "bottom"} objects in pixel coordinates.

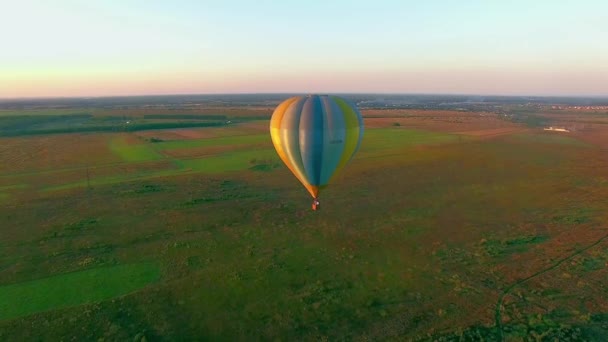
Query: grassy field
[
  {"left": 155, "top": 134, "right": 270, "bottom": 150},
  {"left": 177, "top": 149, "right": 279, "bottom": 173},
  {"left": 0, "top": 109, "right": 93, "bottom": 117},
  {"left": 109, "top": 136, "right": 163, "bottom": 162},
  {"left": 0, "top": 263, "right": 160, "bottom": 321},
  {"left": 1, "top": 115, "right": 608, "bottom": 341},
  {"left": 0, "top": 107, "right": 269, "bottom": 137},
  {"left": 506, "top": 132, "right": 591, "bottom": 147},
  {"left": 3, "top": 128, "right": 463, "bottom": 193}
]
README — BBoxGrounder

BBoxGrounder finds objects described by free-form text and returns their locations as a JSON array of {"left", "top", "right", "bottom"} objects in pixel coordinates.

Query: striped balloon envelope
[{"left": 269, "top": 95, "right": 364, "bottom": 210}]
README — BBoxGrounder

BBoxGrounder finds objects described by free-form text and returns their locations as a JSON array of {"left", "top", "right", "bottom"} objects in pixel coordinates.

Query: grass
[
  {"left": 0, "top": 110, "right": 92, "bottom": 117},
  {"left": 2, "top": 121, "right": 608, "bottom": 340},
  {"left": 508, "top": 132, "right": 590, "bottom": 147},
  {"left": 359, "top": 128, "right": 460, "bottom": 153},
  {"left": 0, "top": 184, "right": 28, "bottom": 203},
  {"left": 356, "top": 128, "right": 461, "bottom": 158},
  {"left": 582, "top": 258, "right": 604, "bottom": 271},
  {"left": 552, "top": 207, "right": 594, "bottom": 225},
  {"left": 0, "top": 262, "right": 160, "bottom": 321},
  {"left": 109, "top": 137, "right": 162, "bottom": 162},
  {"left": 43, "top": 168, "right": 185, "bottom": 192},
  {"left": 0, "top": 184, "right": 28, "bottom": 191},
  {"left": 143, "top": 114, "right": 227, "bottom": 120},
  {"left": 6, "top": 129, "right": 460, "bottom": 196},
  {"left": 43, "top": 149, "right": 279, "bottom": 191},
  {"left": 0, "top": 112, "right": 228, "bottom": 136},
  {"left": 178, "top": 149, "right": 279, "bottom": 173},
  {"left": 483, "top": 235, "right": 549, "bottom": 257},
  {"left": 156, "top": 134, "right": 269, "bottom": 150}
]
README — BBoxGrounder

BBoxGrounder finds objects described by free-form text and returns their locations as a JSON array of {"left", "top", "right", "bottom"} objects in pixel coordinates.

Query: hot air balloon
[{"left": 269, "top": 95, "right": 364, "bottom": 210}]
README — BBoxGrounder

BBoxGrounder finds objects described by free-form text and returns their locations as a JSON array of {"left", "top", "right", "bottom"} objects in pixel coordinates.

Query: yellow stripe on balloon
[
  {"left": 328, "top": 96, "right": 360, "bottom": 183},
  {"left": 270, "top": 97, "right": 319, "bottom": 198}
]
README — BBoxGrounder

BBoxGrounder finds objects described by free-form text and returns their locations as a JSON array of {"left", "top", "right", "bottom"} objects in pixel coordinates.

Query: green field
[
  {"left": 178, "top": 149, "right": 279, "bottom": 173},
  {"left": 36, "top": 128, "right": 463, "bottom": 191},
  {"left": 0, "top": 263, "right": 160, "bottom": 321},
  {"left": 507, "top": 132, "right": 591, "bottom": 147},
  {"left": 361, "top": 128, "right": 462, "bottom": 150},
  {"left": 109, "top": 137, "right": 163, "bottom": 162},
  {"left": 156, "top": 134, "right": 270, "bottom": 150},
  {"left": 1, "top": 121, "right": 608, "bottom": 341},
  {"left": 0, "top": 111, "right": 230, "bottom": 137},
  {"left": 0, "top": 109, "right": 92, "bottom": 117}
]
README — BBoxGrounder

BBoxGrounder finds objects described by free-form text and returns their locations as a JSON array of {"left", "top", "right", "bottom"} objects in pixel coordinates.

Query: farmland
[{"left": 1, "top": 97, "right": 608, "bottom": 340}]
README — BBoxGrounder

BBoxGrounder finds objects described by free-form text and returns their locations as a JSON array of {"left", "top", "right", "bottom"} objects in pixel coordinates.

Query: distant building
[{"left": 543, "top": 126, "right": 570, "bottom": 132}]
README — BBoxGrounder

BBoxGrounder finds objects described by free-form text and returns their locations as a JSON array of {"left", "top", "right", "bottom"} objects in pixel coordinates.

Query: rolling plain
[{"left": 1, "top": 99, "right": 608, "bottom": 341}]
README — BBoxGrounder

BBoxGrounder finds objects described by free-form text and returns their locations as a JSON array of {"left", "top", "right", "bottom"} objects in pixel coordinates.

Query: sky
[{"left": 1, "top": 0, "right": 607, "bottom": 98}]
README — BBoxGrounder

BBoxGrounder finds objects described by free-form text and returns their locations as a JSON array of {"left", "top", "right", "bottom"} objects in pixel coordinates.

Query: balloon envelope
[{"left": 269, "top": 94, "right": 364, "bottom": 198}]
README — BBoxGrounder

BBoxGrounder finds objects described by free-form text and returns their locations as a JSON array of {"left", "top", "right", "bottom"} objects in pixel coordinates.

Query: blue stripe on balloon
[
  {"left": 319, "top": 96, "right": 346, "bottom": 185},
  {"left": 299, "top": 95, "right": 324, "bottom": 186}
]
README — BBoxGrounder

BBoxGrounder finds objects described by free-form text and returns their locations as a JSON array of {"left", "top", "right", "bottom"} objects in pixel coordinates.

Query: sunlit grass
[
  {"left": 109, "top": 137, "right": 162, "bottom": 162},
  {"left": 0, "top": 263, "right": 161, "bottom": 321},
  {"left": 156, "top": 134, "right": 269, "bottom": 150}
]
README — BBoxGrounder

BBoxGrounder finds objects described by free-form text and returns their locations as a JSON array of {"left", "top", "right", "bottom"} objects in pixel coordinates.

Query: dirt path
[{"left": 494, "top": 230, "right": 608, "bottom": 341}]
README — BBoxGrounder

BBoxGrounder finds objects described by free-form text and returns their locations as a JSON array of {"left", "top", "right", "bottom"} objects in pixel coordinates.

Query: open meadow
[{"left": 1, "top": 105, "right": 608, "bottom": 340}]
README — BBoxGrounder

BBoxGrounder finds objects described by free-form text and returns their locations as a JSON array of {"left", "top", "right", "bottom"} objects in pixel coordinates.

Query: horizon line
[{"left": 2, "top": 91, "right": 608, "bottom": 102}]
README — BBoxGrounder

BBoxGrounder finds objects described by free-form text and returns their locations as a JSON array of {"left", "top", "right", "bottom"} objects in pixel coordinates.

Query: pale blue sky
[{"left": 1, "top": 0, "right": 607, "bottom": 97}]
